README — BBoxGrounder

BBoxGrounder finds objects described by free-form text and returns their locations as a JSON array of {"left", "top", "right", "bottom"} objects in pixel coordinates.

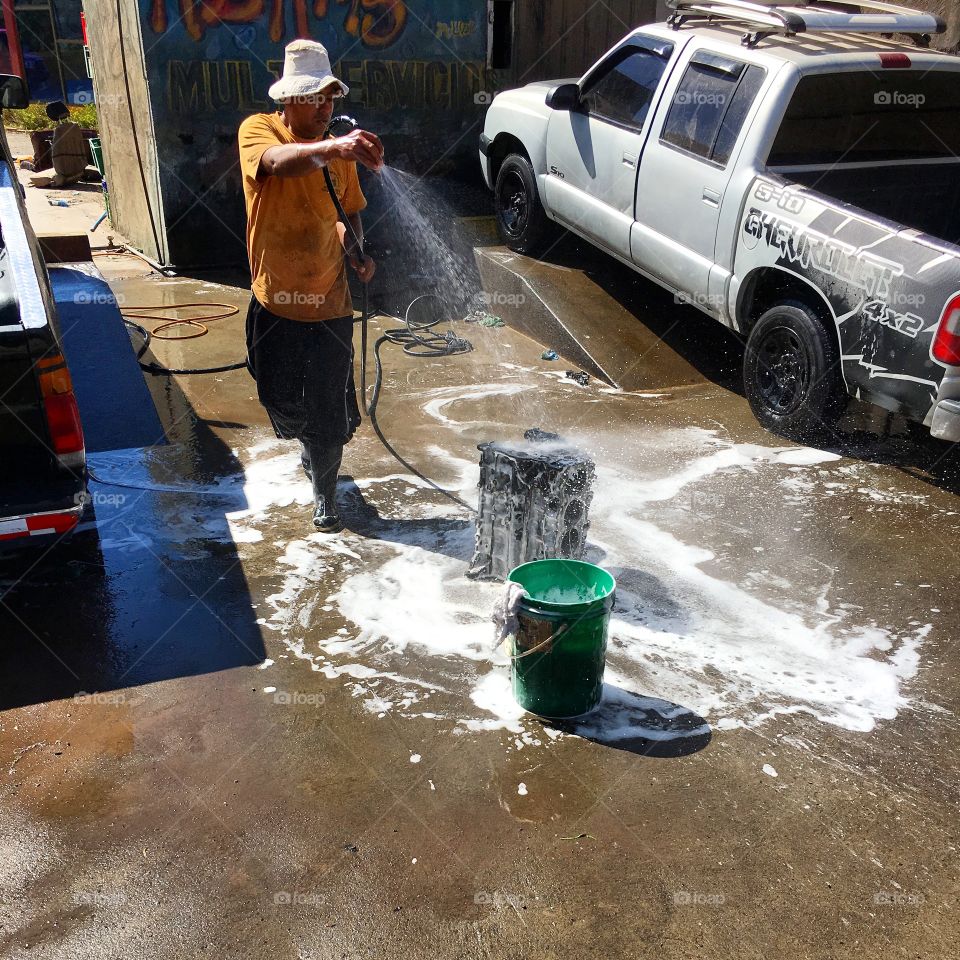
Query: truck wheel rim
[
  {"left": 756, "top": 327, "right": 809, "bottom": 415},
  {"left": 498, "top": 170, "right": 529, "bottom": 237}
]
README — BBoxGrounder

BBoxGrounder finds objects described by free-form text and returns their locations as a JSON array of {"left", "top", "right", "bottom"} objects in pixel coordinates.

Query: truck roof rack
[{"left": 666, "top": 0, "right": 946, "bottom": 49}]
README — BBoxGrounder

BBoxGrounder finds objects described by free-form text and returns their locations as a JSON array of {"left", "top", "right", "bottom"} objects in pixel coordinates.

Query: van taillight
[
  {"left": 933, "top": 295, "right": 960, "bottom": 366},
  {"left": 37, "top": 355, "right": 84, "bottom": 462}
]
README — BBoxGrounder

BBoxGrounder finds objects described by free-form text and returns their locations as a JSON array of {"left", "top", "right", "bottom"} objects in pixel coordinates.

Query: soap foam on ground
[{"left": 230, "top": 421, "right": 930, "bottom": 741}]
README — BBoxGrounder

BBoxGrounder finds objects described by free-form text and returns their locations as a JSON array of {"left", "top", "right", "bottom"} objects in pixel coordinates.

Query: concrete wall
[{"left": 85, "top": 0, "right": 166, "bottom": 262}]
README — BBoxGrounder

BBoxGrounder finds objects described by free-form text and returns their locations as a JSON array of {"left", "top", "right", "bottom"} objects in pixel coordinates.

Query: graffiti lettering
[
  {"left": 167, "top": 57, "right": 487, "bottom": 113},
  {"left": 149, "top": 0, "right": 408, "bottom": 46},
  {"left": 743, "top": 207, "right": 904, "bottom": 301},
  {"left": 168, "top": 59, "right": 262, "bottom": 112},
  {"left": 435, "top": 19, "right": 476, "bottom": 39},
  {"left": 339, "top": 58, "right": 486, "bottom": 110},
  {"left": 341, "top": 0, "right": 407, "bottom": 48}
]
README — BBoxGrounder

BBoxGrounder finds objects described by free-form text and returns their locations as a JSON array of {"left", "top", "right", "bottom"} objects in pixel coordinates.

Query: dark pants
[{"left": 246, "top": 297, "right": 361, "bottom": 447}]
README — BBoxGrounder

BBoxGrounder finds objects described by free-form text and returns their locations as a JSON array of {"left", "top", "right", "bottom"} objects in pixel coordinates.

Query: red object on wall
[
  {"left": 81, "top": 11, "right": 88, "bottom": 45},
  {"left": 1, "top": 0, "right": 25, "bottom": 79}
]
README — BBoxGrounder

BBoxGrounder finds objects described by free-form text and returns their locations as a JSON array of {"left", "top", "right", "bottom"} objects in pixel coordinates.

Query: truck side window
[
  {"left": 661, "top": 54, "right": 766, "bottom": 165},
  {"left": 580, "top": 45, "right": 673, "bottom": 132}
]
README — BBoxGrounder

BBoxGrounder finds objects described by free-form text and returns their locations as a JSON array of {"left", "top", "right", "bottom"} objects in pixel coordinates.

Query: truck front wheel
[
  {"left": 494, "top": 154, "right": 551, "bottom": 255},
  {"left": 743, "top": 301, "right": 848, "bottom": 441}
]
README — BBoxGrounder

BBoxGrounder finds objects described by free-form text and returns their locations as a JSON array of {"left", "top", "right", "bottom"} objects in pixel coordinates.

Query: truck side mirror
[
  {"left": 0, "top": 75, "right": 30, "bottom": 110},
  {"left": 545, "top": 83, "right": 580, "bottom": 111}
]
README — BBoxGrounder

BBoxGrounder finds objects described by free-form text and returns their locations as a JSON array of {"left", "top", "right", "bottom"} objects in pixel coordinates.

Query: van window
[{"left": 661, "top": 54, "right": 765, "bottom": 165}]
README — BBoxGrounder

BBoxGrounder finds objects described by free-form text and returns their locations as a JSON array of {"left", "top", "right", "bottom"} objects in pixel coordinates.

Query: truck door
[
  {"left": 632, "top": 51, "right": 766, "bottom": 302},
  {"left": 543, "top": 37, "right": 674, "bottom": 260}
]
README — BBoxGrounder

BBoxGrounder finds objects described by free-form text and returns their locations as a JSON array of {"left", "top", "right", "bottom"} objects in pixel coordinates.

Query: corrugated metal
[{"left": 509, "top": 0, "right": 659, "bottom": 85}]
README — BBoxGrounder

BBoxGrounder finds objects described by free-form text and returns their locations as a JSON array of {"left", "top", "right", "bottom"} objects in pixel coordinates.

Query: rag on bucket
[{"left": 492, "top": 581, "right": 528, "bottom": 651}]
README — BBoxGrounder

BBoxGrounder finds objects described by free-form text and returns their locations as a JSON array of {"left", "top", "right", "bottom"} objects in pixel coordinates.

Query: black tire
[
  {"left": 743, "top": 300, "right": 848, "bottom": 441},
  {"left": 494, "top": 153, "right": 552, "bottom": 254}
]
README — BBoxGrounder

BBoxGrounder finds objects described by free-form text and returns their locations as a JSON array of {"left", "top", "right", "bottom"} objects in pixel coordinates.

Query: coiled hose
[{"left": 368, "top": 295, "right": 475, "bottom": 512}]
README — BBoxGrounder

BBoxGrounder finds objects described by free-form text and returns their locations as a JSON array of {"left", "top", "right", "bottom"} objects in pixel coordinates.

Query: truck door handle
[
  {"left": 702, "top": 187, "right": 720, "bottom": 206},
  {"left": 622, "top": 153, "right": 637, "bottom": 167}
]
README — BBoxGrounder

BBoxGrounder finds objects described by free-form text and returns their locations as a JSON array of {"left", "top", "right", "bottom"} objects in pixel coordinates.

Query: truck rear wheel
[
  {"left": 494, "top": 154, "right": 552, "bottom": 255},
  {"left": 743, "top": 301, "right": 848, "bottom": 441}
]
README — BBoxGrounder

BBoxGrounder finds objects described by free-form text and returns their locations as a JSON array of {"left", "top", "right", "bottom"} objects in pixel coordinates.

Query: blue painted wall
[{"left": 138, "top": 0, "right": 490, "bottom": 264}]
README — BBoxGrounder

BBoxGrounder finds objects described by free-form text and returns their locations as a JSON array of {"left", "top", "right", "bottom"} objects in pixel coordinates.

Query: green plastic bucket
[{"left": 507, "top": 559, "right": 615, "bottom": 719}]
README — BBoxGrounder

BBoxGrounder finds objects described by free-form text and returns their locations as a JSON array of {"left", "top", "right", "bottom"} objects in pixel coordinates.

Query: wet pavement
[{"left": 1, "top": 247, "right": 959, "bottom": 958}]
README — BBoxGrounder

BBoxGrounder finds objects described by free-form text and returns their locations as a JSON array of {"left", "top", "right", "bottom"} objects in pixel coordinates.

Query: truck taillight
[
  {"left": 879, "top": 53, "right": 911, "bottom": 69},
  {"left": 933, "top": 295, "right": 960, "bottom": 366},
  {"left": 37, "top": 355, "right": 85, "bottom": 463}
]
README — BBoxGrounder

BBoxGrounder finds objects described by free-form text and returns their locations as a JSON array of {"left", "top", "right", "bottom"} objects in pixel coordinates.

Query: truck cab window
[
  {"left": 580, "top": 46, "right": 672, "bottom": 131},
  {"left": 661, "top": 54, "right": 765, "bottom": 165}
]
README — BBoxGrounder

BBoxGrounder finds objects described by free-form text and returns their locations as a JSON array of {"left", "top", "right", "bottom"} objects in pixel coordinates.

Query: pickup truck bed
[{"left": 785, "top": 164, "right": 960, "bottom": 248}]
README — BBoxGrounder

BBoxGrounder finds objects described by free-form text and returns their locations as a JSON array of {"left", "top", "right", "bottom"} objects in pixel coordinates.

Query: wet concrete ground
[{"left": 1, "top": 246, "right": 959, "bottom": 958}]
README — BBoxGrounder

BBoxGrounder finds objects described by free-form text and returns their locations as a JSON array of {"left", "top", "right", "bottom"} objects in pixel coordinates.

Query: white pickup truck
[{"left": 479, "top": 0, "right": 960, "bottom": 442}]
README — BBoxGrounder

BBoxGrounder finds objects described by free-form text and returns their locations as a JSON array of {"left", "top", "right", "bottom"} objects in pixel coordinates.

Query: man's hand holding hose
[{"left": 328, "top": 130, "right": 381, "bottom": 284}]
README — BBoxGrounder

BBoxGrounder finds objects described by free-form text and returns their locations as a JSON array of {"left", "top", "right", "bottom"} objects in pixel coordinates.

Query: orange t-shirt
[{"left": 238, "top": 112, "right": 366, "bottom": 322}]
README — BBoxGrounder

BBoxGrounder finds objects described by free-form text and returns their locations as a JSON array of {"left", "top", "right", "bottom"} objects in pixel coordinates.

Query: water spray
[{"left": 324, "top": 115, "right": 476, "bottom": 511}]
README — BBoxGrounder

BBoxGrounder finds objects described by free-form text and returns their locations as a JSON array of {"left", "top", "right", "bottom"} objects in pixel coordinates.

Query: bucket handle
[{"left": 509, "top": 623, "right": 568, "bottom": 660}]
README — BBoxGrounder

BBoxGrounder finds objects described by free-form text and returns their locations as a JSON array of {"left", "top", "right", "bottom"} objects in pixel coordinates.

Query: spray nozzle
[{"left": 327, "top": 114, "right": 359, "bottom": 138}]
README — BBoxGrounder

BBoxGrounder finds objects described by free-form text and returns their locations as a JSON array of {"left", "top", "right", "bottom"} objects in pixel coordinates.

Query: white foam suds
[
  {"left": 226, "top": 418, "right": 929, "bottom": 745},
  {"left": 421, "top": 382, "right": 532, "bottom": 427}
]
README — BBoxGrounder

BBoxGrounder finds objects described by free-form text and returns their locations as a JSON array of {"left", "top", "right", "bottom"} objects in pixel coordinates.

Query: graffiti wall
[{"left": 136, "top": 0, "right": 489, "bottom": 263}]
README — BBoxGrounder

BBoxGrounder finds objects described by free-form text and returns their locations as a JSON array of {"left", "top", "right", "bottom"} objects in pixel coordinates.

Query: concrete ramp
[{"left": 475, "top": 246, "right": 715, "bottom": 392}]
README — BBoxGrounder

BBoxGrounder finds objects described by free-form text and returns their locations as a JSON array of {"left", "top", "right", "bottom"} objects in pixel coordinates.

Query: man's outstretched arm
[{"left": 258, "top": 129, "right": 383, "bottom": 178}]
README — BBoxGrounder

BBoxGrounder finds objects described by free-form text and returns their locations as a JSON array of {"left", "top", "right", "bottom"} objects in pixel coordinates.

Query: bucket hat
[{"left": 268, "top": 39, "right": 349, "bottom": 101}]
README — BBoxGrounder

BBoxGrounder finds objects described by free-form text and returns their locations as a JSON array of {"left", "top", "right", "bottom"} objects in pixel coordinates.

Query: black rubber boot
[
  {"left": 300, "top": 441, "right": 312, "bottom": 480},
  {"left": 307, "top": 442, "right": 343, "bottom": 532}
]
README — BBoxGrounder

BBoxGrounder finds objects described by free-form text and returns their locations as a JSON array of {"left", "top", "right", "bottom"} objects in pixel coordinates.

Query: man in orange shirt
[{"left": 239, "top": 40, "right": 384, "bottom": 532}]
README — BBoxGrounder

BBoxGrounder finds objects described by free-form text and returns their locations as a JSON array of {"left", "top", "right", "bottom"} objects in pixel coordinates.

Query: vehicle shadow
[
  {"left": 0, "top": 370, "right": 265, "bottom": 712},
  {"left": 537, "top": 230, "right": 746, "bottom": 393},
  {"left": 821, "top": 421, "right": 960, "bottom": 497}
]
